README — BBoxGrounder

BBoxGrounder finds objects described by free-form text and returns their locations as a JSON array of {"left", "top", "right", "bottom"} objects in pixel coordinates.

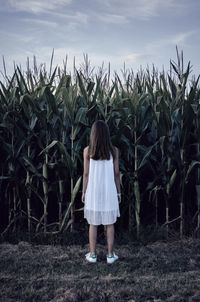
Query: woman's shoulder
[
  {"left": 83, "top": 146, "right": 90, "bottom": 158},
  {"left": 84, "top": 146, "right": 89, "bottom": 152},
  {"left": 113, "top": 146, "right": 119, "bottom": 154}
]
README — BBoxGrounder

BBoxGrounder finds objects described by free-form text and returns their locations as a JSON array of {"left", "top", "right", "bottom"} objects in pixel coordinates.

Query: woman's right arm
[
  {"left": 113, "top": 147, "right": 121, "bottom": 203},
  {"left": 82, "top": 146, "right": 90, "bottom": 203}
]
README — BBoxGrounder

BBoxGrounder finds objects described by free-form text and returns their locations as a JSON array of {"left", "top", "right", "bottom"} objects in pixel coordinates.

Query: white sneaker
[
  {"left": 107, "top": 252, "right": 119, "bottom": 264},
  {"left": 85, "top": 252, "right": 97, "bottom": 263}
]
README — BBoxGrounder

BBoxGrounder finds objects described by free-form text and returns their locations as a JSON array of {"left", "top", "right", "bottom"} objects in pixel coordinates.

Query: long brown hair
[{"left": 89, "top": 120, "right": 115, "bottom": 160}]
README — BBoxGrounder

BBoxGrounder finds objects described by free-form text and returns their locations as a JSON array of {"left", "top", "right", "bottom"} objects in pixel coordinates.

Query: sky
[{"left": 0, "top": 0, "right": 200, "bottom": 80}]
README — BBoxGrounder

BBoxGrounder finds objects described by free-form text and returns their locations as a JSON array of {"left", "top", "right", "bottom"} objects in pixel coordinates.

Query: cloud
[
  {"left": 46, "top": 11, "right": 88, "bottom": 24},
  {"left": 141, "top": 30, "right": 198, "bottom": 72},
  {"left": 0, "top": 29, "right": 35, "bottom": 44},
  {"left": 22, "top": 18, "right": 58, "bottom": 28},
  {"left": 170, "top": 31, "right": 196, "bottom": 45},
  {"left": 96, "top": 0, "right": 187, "bottom": 20},
  {"left": 97, "top": 13, "right": 128, "bottom": 24},
  {"left": 20, "top": 11, "right": 88, "bottom": 31},
  {"left": 2, "top": 0, "right": 189, "bottom": 23},
  {"left": 6, "top": 0, "right": 72, "bottom": 14},
  {"left": 123, "top": 52, "right": 145, "bottom": 63},
  {"left": 132, "top": 0, "right": 179, "bottom": 19},
  {"left": 146, "top": 30, "right": 197, "bottom": 54}
]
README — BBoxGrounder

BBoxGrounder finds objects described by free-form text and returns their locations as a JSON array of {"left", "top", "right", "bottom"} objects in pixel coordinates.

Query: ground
[{"left": 0, "top": 238, "right": 200, "bottom": 302}]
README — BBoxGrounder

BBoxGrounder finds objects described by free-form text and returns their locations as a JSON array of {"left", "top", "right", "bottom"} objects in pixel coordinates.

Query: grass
[{"left": 0, "top": 238, "right": 200, "bottom": 302}]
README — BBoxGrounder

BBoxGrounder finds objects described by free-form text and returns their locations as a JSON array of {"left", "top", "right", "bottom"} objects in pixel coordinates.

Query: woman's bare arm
[
  {"left": 113, "top": 147, "right": 121, "bottom": 202},
  {"left": 82, "top": 146, "right": 90, "bottom": 203}
]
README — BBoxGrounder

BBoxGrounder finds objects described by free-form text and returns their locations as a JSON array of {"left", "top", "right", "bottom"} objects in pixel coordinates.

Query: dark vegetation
[{"left": 0, "top": 49, "right": 200, "bottom": 240}]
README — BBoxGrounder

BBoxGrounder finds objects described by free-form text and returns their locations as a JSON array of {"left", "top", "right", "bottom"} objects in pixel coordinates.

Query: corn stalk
[
  {"left": 134, "top": 117, "right": 140, "bottom": 238},
  {"left": 70, "top": 125, "right": 75, "bottom": 231},
  {"left": 42, "top": 153, "right": 48, "bottom": 235},
  {"left": 26, "top": 144, "right": 31, "bottom": 234}
]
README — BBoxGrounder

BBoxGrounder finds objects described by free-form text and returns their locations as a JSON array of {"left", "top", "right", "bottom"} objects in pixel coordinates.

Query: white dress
[{"left": 84, "top": 156, "right": 120, "bottom": 225}]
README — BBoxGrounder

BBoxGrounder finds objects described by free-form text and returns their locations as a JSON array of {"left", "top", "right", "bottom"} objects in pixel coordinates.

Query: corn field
[{"left": 0, "top": 49, "right": 200, "bottom": 239}]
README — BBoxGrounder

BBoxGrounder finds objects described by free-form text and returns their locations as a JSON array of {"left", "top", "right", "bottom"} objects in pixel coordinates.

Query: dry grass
[{"left": 0, "top": 239, "right": 200, "bottom": 301}]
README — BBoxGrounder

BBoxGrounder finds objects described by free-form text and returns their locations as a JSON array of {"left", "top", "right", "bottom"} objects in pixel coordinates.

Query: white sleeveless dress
[{"left": 84, "top": 156, "right": 120, "bottom": 225}]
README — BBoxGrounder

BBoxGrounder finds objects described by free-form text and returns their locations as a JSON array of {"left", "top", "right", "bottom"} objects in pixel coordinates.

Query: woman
[{"left": 82, "top": 120, "right": 121, "bottom": 264}]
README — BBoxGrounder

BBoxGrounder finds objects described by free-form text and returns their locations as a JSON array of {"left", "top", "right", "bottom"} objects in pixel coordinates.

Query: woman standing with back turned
[{"left": 82, "top": 120, "right": 121, "bottom": 264}]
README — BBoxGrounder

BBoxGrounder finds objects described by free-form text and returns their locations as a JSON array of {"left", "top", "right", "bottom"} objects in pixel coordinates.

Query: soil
[{"left": 0, "top": 238, "right": 200, "bottom": 302}]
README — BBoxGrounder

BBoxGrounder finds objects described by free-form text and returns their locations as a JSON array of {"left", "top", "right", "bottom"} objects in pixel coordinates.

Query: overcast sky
[{"left": 0, "top": 0, "right": 199, "bottom": 80}]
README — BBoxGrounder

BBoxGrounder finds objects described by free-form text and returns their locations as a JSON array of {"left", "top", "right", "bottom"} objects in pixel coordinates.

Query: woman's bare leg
[
  {"left": 89, "top": 225, "right": 97, "bottom": 254},
  {"left": 106, "top": 224, "right": 115, "bottom": 255}
]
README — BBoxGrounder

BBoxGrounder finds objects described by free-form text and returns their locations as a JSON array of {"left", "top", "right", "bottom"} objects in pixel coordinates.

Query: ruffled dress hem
[{"left": 84, "top": 209, "right": 120, "bottom": 225}]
